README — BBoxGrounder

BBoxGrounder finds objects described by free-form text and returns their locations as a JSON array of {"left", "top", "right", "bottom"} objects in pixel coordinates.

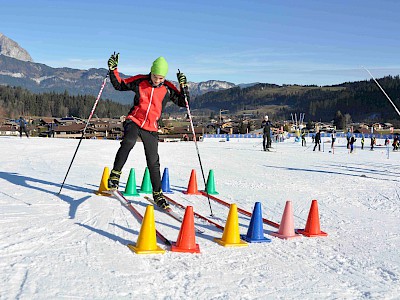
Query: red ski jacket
[{"left": 110, "top": 69, "right": 188, "bottom": 132}]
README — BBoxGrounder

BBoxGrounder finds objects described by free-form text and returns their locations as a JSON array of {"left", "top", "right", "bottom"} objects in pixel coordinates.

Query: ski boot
[
  {"left": 152, "top": 190, "right": 170, "bottom": 210},
  {"left": 108, "top": 169, "right": 121, "bottom": 190}
]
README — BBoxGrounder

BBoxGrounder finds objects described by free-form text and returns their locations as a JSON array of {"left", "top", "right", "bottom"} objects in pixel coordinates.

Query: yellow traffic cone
[
  {"left": 128, "top": 205, "right": 165, "bottom": 254},
  {"left": 214, "top": 204, "right": 248, "bottom": 247},
  {"left": 95, "top": 167, "right": 110, "bottom": 195}
]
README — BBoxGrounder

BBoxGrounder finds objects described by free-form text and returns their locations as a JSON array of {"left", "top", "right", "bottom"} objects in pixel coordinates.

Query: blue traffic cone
[
  {"left": 161, "top": 167, "right": 173, "bottom": 194},
  {"left": 241, "top": 202, "right": 271, "bottom": 243}
]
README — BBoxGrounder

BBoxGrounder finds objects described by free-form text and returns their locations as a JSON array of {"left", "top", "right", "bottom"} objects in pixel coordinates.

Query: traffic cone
[
  {"left": 123, "top": 168, "right": 140, "bottom": 197},
  {"left": 183, "top": 169, "right": 202, "bottom": 195},
  {"left": 95, "top": 166, "right": 110, "bottom": 195},
  {"left": 271, "top": 201, "right": 301, "bottom": 240},
  {"left": 241, "top": 202, "right": 271, "bottom": 243},
  {"left": 297, "top": 200, "right": 328, "bottom": 237},
  {"left": 205, "top": 169, "right": 219, "bottom": 195},
  {"left": 139, "top": 167, "right": 152, "bottom": 194},
  {"left": 171, "top": 206, "right": 200, "bottom": 253},
  {"left": 127, "top": 205, "right": 165, "bottom": 254},
  {"left": 161, "top": 167, "right": 173, "bottom": 194},
  {"left": 214, "top": 204, "right": 248, "bottom": 247}
]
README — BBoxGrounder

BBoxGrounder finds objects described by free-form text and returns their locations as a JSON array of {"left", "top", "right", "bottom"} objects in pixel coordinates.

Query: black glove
[
  {"left": 108, "top": 52, "right": 119, "bottom": 71},
  {"left": 177, "top": 71, "right": 187, "bottom": 87}
]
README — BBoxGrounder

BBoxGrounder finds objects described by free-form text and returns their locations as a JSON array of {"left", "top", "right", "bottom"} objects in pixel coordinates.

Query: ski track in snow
[{"left": 0, "top": 136, "right": 399, "bottom": 299}]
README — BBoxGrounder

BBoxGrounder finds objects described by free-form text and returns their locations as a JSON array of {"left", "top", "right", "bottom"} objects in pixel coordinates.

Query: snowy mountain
[
  {"left": 0, "top": 32, "right": 33, "bottom": 62},
  {"left": 187, "top": 80, "right": 236, "bottom": 96},
  {"left": 0, "top": 33, "right": 236, "bottom": 105}
]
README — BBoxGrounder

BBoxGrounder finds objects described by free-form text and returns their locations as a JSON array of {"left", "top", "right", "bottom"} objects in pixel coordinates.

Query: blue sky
[{"left": 2, "top": 0, "right": 400, "bottom": 85}]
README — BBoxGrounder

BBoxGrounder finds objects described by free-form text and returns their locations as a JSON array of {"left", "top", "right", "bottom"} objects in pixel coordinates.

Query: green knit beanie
[{"left": 151, "top": 57, "right": 168, "bottom": 77}]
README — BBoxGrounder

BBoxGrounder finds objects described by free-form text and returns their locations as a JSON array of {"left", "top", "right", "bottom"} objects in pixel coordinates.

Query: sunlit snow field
[{"left": 1, "top": 135, "right": 399, "bottom": 299}]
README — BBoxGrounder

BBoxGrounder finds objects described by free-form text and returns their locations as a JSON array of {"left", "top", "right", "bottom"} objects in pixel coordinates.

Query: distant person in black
[
  {"left": 48, "top": 123, "right": 55, "bottom": 138},
  {"left": 313, "top": 131, "right": 321, "bottom": 151},
  {"left": 301, "top": 130, "right": 306, "bottom": 147},
  {"left": 370, "top": 135, "right": 376, "bottom": 150},
  {"left": 349, "top": 135, "right": 356, "bottom": 153},
  {"left": 331, "top": 130, "right": 336, "bottom": 149},
  {"left": 361, "top": 134, "right": 365, "bottom": 150},
  {"left": 393, "top": 134, "right": 399, "bottom": 151},
  {"left": 261, "top": 115, "right": 272, "bottom": 151},
  {"left": 18, "top": 116, "right": 29, "bottom": 138}
]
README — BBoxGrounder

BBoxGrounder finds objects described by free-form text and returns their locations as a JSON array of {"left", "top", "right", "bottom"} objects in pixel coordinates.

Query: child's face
[{"left": 151, "top": 73, "right": 165, "bottom": 86}]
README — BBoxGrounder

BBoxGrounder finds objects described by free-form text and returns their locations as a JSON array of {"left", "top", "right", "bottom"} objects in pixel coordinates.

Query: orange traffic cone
[
  {"left": 297, "top": 200, "right": 328, "bottom": 237},
  {"left": 214, "top": 204, "right": 248, "bottom": 247},
  {"left": 171, "top": 206, "right": 200, "bottom": 253},
  {"left": 271, "top": 201, "right": 301, "bottom": 240},
  {"left": 183, "top": 169, "right": 202, "bottom": 195},
  {"left": 95, "top": 167, "right": 110, "bottom": 195},
  {"left": 127, "top": 205, "right": 165, "bottom": 254}
]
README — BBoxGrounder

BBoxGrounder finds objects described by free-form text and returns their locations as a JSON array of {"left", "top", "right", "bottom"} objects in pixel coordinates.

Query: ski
[
  {"left": 163, "top": 194, "right": 224, "bottom": 231},
  {"left": 198, "top": 191, "right": 280, "bottom": 229},
  {"left": 109, "top": 190, "right": 172, "bottom": 246},
  {"left": 143, "top": 196, "right": 205, "bottom": 234}
]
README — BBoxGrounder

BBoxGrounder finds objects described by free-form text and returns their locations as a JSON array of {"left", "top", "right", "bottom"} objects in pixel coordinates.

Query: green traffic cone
[
  {"left": 123, "top": 168, "right": 140, "bottom": 196},
  {"left": 206, "top": 169, "right": 219, "bottom": 195},
  {"left": 140, "top": 167, "right": 153, "bottom": 194}
]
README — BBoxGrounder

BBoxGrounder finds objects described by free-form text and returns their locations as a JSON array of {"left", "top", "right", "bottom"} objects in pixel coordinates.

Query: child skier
[
  {"left": 106, "top": 53, "right": 189, "bottom": 209},
  {"left": 313, "top": 130, "right": 321, "bottom": 151},
  {"left": 349, "top": 135, "right": 356, "bottom": 153}
]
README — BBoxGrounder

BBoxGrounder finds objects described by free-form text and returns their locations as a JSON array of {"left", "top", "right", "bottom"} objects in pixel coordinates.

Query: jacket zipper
[{"left": 140, "top": 87, "right": 154, "bottom": 128}]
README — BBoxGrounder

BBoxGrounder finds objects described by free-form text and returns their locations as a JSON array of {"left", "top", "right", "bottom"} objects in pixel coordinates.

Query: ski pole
[
  {"left": 58, "top": 72, "right": 109, "bottom": 195},
  {"left": 177, "top": 69, "right": 214, "bottom": 216}
]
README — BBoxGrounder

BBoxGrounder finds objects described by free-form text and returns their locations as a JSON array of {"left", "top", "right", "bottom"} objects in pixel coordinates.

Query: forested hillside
[
  {"left": 1, "top": 76, "right": 400, "bottom": 127},
  {"left": 0, "top": 85, "right": 130, "bottom": 118},
  {"left": 192, "top": 76, "right": 400, "bottom": 126}
]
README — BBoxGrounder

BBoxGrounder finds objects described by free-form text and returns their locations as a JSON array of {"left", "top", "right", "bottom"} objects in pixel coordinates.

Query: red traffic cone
[
  {"left": 171, "top": 206, "right": 200, "bottom": 253},
  {"left": 183, "top": 169, "right": 202, "bottom": 195},
  {"left": 271, "top": 201, "right": 301, "bottom": 240},
  {"left": 297, "top": 200, "right": 328, "bottom": 237}
]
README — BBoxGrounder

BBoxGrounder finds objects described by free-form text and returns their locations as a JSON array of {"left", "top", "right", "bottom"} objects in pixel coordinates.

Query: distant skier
[
  {"left": 106, "top": 53, "right": 189, "bottom": 209},
  {"left": 361, "top": 134, "right": 365, "bottom": 150},
  {"left": 384, "top": 137, "right": 390, "bottom": 146},
  {"left": 349, "top": 135, "right": 356, "bottom": 153},
  {"left": 331, "top": 130, "right": 336, "bottom": 149},
  {"left": 301, "top": 130, "right": 306, "bottom": 147},
  {"left": 370, "top": 135, "right": 376, "bottom": 150},
  {"left": 393, "top": 134, "right": 399, "bottom": 151},
  {"left": 261, "top": 115, "right": 272, "bottom": 151},
  {"left": 313, "top": 130, "right": 321, "bottom": 151},
  {"left": 18, "top": 116, "right": 29, "bottom": 138},
  {"left": 346, "top": 130, "right": 351, "bottom": 149}
]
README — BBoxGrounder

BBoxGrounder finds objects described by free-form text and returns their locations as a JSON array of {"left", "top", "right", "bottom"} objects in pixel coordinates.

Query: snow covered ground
[{"left": 1, "top": 135, "right": 399, "bottom": 299}]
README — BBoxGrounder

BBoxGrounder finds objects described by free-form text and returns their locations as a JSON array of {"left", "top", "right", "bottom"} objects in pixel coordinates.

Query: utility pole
[{"left": 219, "top": 109, "right": 229, "bottom": 123}]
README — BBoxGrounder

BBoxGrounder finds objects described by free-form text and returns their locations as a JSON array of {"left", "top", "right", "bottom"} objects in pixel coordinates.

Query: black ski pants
[
  {"left": 19, "top": 127, "right": 29, "bottom": 138},
  {"left": 113, "top": 120, "right": 161, "bottom": 192},
  {"left": 263, "top": 133, "right": 271, "bottom": 151}
]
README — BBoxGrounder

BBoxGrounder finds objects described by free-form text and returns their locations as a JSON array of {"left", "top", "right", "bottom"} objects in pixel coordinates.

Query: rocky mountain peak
[{"left": 0, "top": 33, "right": 33, "bottom": 62}]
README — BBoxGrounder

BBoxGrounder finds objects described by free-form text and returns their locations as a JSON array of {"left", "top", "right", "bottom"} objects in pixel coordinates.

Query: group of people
[{"left": 300, "top": 129, "right": 399, "bottom": 153}]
